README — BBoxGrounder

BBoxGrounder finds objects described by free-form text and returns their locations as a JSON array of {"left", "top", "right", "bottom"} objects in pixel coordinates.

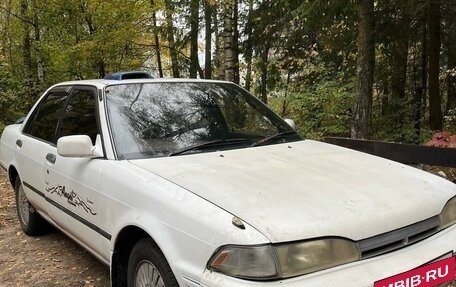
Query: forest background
[{"left": 0, "top": 0, "right": 455, "bottom": 143}]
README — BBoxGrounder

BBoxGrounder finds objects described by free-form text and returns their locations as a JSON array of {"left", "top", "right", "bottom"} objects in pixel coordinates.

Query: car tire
[
  {"left": 127, "top": 238, "right": 179, "bottom": 287},
  {"left": 15, "top": 177, "right": 49, "bottom": 236}
]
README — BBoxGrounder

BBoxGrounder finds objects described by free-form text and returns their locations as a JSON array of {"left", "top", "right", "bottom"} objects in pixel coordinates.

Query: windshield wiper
[
  {"left": 168, "top": 138, "right": 254, "bottom": 157},
  {"left": 251, "top": 130, "right": 299, "bottom": 147}
]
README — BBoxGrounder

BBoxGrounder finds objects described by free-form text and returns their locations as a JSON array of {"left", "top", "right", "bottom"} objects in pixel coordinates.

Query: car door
[
  {"left": 43, "top": 86, "right": 108, "bottom": 256},
  {"left": 17, "top": 87, "right": 70, "bottom": 215}
]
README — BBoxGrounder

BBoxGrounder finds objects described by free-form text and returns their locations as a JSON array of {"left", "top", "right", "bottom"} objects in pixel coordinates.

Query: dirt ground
[
  {"left": 423, "top": 166, "right": 456, "bottom": 183},
  {"left": 0, "top": 167, "right": 455, "bottom": 287},
  {"left": 0, "top": 169, "right": 109, "bottom": 286}
]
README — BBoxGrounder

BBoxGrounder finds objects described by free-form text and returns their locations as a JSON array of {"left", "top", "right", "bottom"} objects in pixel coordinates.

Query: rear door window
[{"left": 24, "top": 89, "right": 70, "bottom": 144}]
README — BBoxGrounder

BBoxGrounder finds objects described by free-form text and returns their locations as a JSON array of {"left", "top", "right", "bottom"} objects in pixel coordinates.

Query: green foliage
[
  {"left": 444, "top": 108, "right": 456, "bottom": 133},
  {"left": 0, "top": 0, "right": 153, "bottom": 131},
  {"left": 0, "top": 0, "right": 453, "bottom": 142},
  {"left": 0, "top": 67, "right": 36, "bottom": 133},
  {"left": 371, "top": 97, "right": 411, "bottom": 142},
  {"left": 270, "top": 77, "right": 355, "bottom": 140}
]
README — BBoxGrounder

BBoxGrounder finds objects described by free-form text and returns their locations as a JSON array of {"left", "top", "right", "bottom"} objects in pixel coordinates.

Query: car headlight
[
  {"left": 440, "top": 196, "right": 456, "bottom": 229},
  {"left": 275, "top": 238, "right": 360, "bottom": 278},
  {"left": 208, "top": 238, "right": 360, "bottom": 280}
]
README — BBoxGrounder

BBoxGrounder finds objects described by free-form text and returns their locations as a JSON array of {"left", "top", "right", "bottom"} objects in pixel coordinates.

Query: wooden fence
[{"left": 324, "top": 137, "right": 456, "bottom": 168}]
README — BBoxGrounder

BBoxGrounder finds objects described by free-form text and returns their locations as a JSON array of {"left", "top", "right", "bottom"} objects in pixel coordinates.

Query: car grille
[{"left": 357, "top": 216, "right": 441, "bottom": 259}]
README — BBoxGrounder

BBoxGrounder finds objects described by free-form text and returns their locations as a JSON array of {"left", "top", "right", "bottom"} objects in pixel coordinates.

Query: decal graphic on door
[{"left": 46, "top": 185, "right": 97, "bottom": 215}]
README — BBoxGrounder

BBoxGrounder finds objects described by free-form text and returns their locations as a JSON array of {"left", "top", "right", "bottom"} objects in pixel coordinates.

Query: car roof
[{"left": 51, "top": 78, "right": 234, "bottom": 90}]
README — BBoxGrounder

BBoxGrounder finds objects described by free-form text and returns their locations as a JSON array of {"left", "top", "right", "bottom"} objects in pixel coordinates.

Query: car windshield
[{"left": 105, "top": 82, "right": 302, "bottom": 159}]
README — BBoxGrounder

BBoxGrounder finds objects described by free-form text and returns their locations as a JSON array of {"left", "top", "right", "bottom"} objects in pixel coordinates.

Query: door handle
[
  {"left": 16, "top": 139, "right": 23, "bottom": 148},
  {"left": 46, "top": 153, "right": 56, "bottom": 164}
]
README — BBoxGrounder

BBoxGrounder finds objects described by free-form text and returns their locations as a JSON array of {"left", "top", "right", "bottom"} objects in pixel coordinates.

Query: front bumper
[{"left": 193, "top": 224, "right": 456, "bottom": 287}]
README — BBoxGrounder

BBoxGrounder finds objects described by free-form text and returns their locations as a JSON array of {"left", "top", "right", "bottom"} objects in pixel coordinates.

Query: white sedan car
[{"left": 0, "top": 79, "right": 455, "bottom": 287}]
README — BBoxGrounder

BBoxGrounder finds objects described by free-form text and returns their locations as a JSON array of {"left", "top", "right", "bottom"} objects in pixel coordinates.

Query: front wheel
[
  {"left": 15, "top": 177, "right": 49, "bottom": 236},
  {"left": 127, "top": 238, "right": 179, "bottom": 287}
]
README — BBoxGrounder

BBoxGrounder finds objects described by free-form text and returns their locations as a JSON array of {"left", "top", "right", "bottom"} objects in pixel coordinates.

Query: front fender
[{"left": 102, "top": 161, "right": 269, "bottom": 286}]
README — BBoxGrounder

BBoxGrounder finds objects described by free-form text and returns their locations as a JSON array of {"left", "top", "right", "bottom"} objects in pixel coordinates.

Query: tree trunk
[
  {"left": 381, "top": 81, "right": 389, "bottom": 116},
  {"left": 213, "top": 4, "right": 224, "bottom": 80},
  {"left": 189, "top": 0, "right": 199, "bottom": 78},
  {"left": 204, "top": 0, "right": 212, "bottom": 79},
  {"left": 151, "top": 0, "right": 163, "bottom": 78},
  {"left": 232, "top": 0, "right": 240, "bottom": 84},
  {"left": 97, "top": 60, "right": 106, "bottom": 78},
  {"left": 428, "top": 0, "right": 442, "bottom": 130},
  {"left": 447, "top": 60, "right": 456, "bottom": 113},
  {"left": 31, "top": 0, "right": 44, "bottom": 84},
  {"left": 351, "top": 0, "right": 375, "bottom": 139},
  {"left": 80, "top": 3, "right": 96, "bottom": 34},
  {"left": 391, "top": 4, "right": 409, "bottom": 101},
  {"left": 223, "top": 1, "right": 236, "bottom": 83},
  {"left": 413, "top": 6, "right": 428, "bottom": 144},
  {"left": 446, "top": 7, "right": 456, "bottom": 113},
  {"left": 3, "top": 0, "right": 15, "bottom": 73},
  {"left": 259, "top": 40, "right": 271, "bottom": 105},
  {"left": 165, "top": 0, "right": 180, "bottom": 78},
  {"left": 80, "top": 3, "right": 105, "bottom": 78},
  {"left": 244, "top": 0, "right": 254, "bottom": 91},
  {"left": 281, "top": 70, "right": 291, "bottom": 116},
  {"left": 390, "top": 42, "right": 408, "bottom": 100},
  {"left": 20, "top": 0, "right": 32, "bottom": 88},
  {"left": 389, "top": 2, "right": 410, "bottom": 140}
]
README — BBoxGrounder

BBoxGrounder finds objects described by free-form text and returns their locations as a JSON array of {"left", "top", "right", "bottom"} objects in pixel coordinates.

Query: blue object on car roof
[{"left": 104, "top": 71, "right": 153, "bottom": 80}]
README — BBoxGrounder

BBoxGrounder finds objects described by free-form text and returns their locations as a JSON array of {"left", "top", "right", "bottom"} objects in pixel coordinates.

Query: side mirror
[
  {"left": 57, "top": 135, "right": 103, "bottom": 158},
  {"left": 284, "top": 118, "right": 296, "bottom": 130}
]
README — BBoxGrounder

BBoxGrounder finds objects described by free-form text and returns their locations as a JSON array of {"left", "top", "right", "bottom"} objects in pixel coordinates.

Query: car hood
[{"left": 130, "top": 140, "right": 456, "bottom": 243}]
